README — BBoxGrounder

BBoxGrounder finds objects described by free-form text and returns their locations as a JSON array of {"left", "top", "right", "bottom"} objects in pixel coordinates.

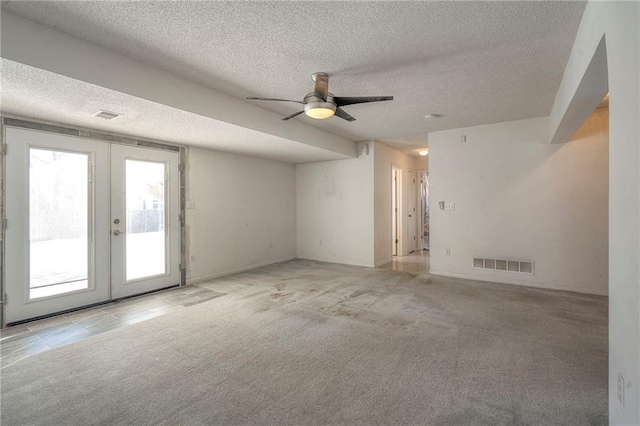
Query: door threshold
[{"left": 5, "top": 284, "right": 180, "bottom": 328}]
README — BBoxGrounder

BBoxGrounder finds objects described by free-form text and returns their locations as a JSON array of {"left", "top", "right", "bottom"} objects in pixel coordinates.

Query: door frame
[
  {"left": 391, "top": 164, "right": 402, "bottom": 257},
  {"left": 0, "top": 118, "right": 186, "bottom": 327}
]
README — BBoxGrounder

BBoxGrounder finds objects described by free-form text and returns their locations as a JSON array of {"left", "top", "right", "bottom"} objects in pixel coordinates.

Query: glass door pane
[
  {"left": 29, "top": 148, "right": 89, "bottom": 299},
  {"left": 125, "top": 159, "right": 166, "bottom": 281}
]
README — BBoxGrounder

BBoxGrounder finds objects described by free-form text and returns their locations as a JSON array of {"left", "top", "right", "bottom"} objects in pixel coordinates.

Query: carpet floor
[{"left": 0, "top": 259, "right": 608, "bottom": 425}]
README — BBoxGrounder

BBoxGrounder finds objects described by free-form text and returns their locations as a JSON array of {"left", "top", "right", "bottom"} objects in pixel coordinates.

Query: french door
[
  {"left": 110, "top": 144, "right": 179, "bottom": 298},
  {"left": 4, "top": 127, "right": 180, "bottom": 324}
]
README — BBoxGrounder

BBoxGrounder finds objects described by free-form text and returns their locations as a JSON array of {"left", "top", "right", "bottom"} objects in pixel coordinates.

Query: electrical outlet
[
  {"left": 445, "top": 249, "right": 451, "bottom": 256},
  {"left": 189, "top": 255, "right": 196, "bottom": 263},
  {"left": 186, "top": 200, "right": 194, "bottom": 209},
  {"left": 617, "top": 373, "right": 625, "bottom": 406},
  {"left": 268, "top": 241, "right": 273, "bottom": 249}
]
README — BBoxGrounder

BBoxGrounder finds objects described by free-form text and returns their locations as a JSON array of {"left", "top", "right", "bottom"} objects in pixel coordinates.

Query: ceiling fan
[{"left": 247, "top": 72, "right": 393, "bottom": 122}]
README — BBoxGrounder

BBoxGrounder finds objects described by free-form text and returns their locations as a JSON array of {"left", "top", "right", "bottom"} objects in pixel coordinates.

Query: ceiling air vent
[
  {"left": 473, "top": 257, "right": 534, "bottom": 275},
  {"left": 92, "top": 110, "right": 122, "bottom": 120}
]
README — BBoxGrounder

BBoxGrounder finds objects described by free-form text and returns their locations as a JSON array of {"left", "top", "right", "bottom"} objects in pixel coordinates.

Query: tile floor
[
  {"left": 1, "top": 252, "right": 430, "bottom": 368},
  {"left": 379, "top": 249, "right": 430, "bottom": 274},
  {"left": 0, "top": 285, "right": 226, "bottom": 369}
]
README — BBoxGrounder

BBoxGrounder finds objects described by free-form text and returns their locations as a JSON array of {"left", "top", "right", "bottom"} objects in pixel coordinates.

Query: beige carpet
[{"left": 0, "top": 260, "right": 608, "bottom": 425}]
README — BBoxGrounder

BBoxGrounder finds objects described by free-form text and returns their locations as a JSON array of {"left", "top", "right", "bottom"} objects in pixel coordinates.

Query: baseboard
[
  {"left": 187, "top": 256, "right": 295, "bottom": 285},
  {"left": 296, "top": 256, "right": 374, "bottom": 268},
  {"left": 375, "top": 258, "right": 392, "bottom": 267},
  {"left": 428, "top": 269, "right": 608, "bottom": 296}
]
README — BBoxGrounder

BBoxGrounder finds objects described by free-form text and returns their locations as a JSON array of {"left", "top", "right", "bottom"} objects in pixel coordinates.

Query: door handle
[
  {"left": 112, "top": 230, "right": 122, "bottom": 236},
  {"left": 408, "top": 215, "right": 412, "bottom": 218}
]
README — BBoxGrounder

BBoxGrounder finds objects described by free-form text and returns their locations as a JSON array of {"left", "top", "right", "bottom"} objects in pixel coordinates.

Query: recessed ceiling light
[
  {"left": 425, "top": 114, "right": 441, "bottom": 120},
  {"left": 419, "top": 149, "right": 429, "bottom": 156},
  {"left": 93, "top": 110, "right": 122, "bottom": 120}
]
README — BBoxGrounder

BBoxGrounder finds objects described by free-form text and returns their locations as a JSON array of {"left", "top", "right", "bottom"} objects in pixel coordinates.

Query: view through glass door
[{"left": 4, "top": 127, "right": 179, "bottom": 324}]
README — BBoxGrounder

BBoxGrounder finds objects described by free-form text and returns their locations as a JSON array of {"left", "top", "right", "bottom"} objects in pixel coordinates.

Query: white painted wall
[
  {"left": 186, "top": 147, "right": 296, "bottom": 283},
  {"left": 429, "top": 115, "right": 608, "bottom": 295},
  {"left": 373, "top": 142, "right": 419, "bottom": 266},
  {"left": 550, "top": 2, "right": 640, "bottom": 423},
  {"left": 296, "top": 142, "right": 374, "bottom": 267},
  {"left": 415, "top": 155, "right": 429, "bottom": 171}
]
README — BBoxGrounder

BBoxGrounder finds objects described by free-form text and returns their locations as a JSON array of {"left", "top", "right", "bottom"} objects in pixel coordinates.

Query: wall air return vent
[
  {"left": 519, "top": 262, "right": 534, "bottom": 274},
  {"left": 473, "top": 257, "right": 534, "bottom": 275},
  {"left": 92, "top": 110, "right": 122, "bottom": 120}
]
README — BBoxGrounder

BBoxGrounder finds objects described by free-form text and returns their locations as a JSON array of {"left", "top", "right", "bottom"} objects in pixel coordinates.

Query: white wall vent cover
[
  {"left": 473, "top": 258, "right": 534, "bottom": 275},
  {"left": 93, "top": 110, "right": 122, "bottom": 120}
]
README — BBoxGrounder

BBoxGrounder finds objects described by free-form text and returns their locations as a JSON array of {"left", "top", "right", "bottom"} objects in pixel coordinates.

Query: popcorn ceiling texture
[
  {"left": 0, "top": 60, "right": 347, "bottom": 164},
  {"left": 1, "top": 1, "right": 586, "bottom": 152}
]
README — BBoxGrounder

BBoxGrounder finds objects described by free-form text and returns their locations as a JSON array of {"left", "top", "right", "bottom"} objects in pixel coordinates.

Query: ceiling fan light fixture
[
  {"left": 246, "top": 72, "right": 393, "bottom": 122},
  {"left": 305, "top": 108, "right": 335, "bottom": 119},
  {"left": 304, "top": 102, "right": 336, "bottom": 119}
]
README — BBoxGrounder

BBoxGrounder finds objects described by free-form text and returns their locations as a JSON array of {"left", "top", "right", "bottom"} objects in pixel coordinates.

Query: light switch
[{"left": 444, "top": 203, "right": 455, "bottom": 211}]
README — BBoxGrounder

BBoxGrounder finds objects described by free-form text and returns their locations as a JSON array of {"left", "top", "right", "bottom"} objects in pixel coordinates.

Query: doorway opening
[
  {"left": 408, "top": 170, "right": 417, "bottom": 253},
  {"left": 420, "top": 171, "right": 430, "bottom": 250}
]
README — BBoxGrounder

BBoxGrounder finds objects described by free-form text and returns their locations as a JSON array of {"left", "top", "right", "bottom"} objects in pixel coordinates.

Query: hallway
[{"left": 379, "top": 250, "right": 430, "bottom": 275}]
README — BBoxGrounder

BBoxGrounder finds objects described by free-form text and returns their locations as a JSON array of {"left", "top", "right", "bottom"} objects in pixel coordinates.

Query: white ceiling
[
  {"left": 0, "top": 59, "right": 346, "bottom": 164},
  {"left": 1, "top": 1, "right": 586, "bottom": 162}
]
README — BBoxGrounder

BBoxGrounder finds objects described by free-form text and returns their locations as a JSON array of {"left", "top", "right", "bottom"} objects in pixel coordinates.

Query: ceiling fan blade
[
  {"left": 312, "top": 72, "right": 329, "bottom": 101},
  {"left": 246, "top": 97, "right": 303, "bottom": 104},
  {"left": 334, "top": 107, "right": 356, "bottom": 122},
  {"left": 334, "top": 96, "right": 394, "bottom": 107},
  {"left": 281, "top": 110, "right": 305, "bottom": 121}
]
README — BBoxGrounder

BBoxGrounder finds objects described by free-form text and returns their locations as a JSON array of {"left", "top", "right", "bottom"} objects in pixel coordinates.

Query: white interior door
[
  {"left": 110, "top": 145, "right": 180, "bottom": 299},
  {"left": 5, "top": 128, "right": 110, "bottom": 323},
  {"left": 391, "top": 166, "right": 401, "bottom": 256},
  {"left": 4, "top": 128, "right": 180, "bottom": 324}
]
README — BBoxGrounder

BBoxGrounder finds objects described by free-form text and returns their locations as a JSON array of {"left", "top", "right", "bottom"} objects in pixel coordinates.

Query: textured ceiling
[
  {"left": 0, "top": 59, "right": 345, "bottom": 164},
  {"left": 379, "top": 133, "right": 430, "bottom": 157},
  {"left": 1, "top": 1, "right": 586, "bottom": 159}
]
